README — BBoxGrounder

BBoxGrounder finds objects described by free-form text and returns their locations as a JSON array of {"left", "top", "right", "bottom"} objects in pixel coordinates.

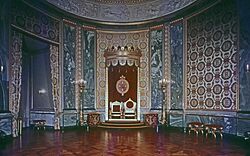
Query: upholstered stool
[
  {"left": 244, "top": 131, "right": 250, "bottom": 140},
  {"left": 205, "top": 124, "right": 223, "bottom": 139},
  {"left": 33, "top": 120, "right": 46, "bottom": 130},
  {"left": 187, "top": 122, "right": 204, "bottom": 135}
]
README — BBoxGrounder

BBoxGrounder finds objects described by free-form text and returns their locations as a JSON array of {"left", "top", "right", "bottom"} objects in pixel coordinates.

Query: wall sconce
[
  {"left": 159, "top": 78, "right": 170, "bottom": 125},
  {"left": 77, "top": 79, "right": 86, "bottom": 126},
  {"left": 78, "top": 79, "right": 87, "bottom": 93},
  {"left": 246, "top": 64, "right": 250, "bottom": 73},
  {"left": 38, "top": 89, "right": 46, "bottom": 94},
  {"left": 0, "top": 65, "right": 4, "bottom": 73},
  {"left": 159, "top": 79, "right": 169, "bottom": 92}
]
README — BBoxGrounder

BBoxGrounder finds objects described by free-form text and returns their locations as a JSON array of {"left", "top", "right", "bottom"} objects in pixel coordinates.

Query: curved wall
[
  {"left": 1, "top": 0, "right": 250, "bottom": 137},
  {"left": 46, "top": 0, "right": 197, "bottom": 23}
]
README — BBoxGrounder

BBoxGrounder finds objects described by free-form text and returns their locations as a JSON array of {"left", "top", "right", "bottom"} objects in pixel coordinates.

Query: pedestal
[
  {"left": 87, "top": 112, "right": 101, "bottom": 126},
  {"left": 144, "top": 112, "right": 158, "bottom": 127}
]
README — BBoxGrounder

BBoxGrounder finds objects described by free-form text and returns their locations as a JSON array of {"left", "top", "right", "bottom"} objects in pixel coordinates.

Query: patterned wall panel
[
  {"left": 0, "top": 113, "right": 12, "bottom": 136},
  {"left": 237, "top": 113, "right": 250, "bottom": 136},
  {"left": 61, "top": 109, "right": 77, "bottom": 127},
  {"left": 63, "top": 23, "right": 76, "bottom": 109},
  {"left": 82, "top": 30, "right": 95, "bottom": 109},
  {"left": 11, "top": 1, "right": 59, "bottom": 43},
  {"left": 150, "top": 29, "right": 163, "bottom": 109},
  {"left": 186, "top": 0, "right": 238, "bottom": 111},
  {"left": 96, "top": 30, "right": 149, "bottom": 109},
  {"left": 238, "top": 0, "right": 250, "bottom": 111},
  {"left": 169, "top": 113, "right": 183, "bottom": 127},
  {"left": 170, "top": 21, "right": 184, "bottom": 110}
]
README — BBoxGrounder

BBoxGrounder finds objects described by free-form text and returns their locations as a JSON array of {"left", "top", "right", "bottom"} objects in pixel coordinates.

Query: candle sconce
[
  {"left": 159, "top": 78, "right": 170, "bottom": 125},
  {"left": 159, "top": 79, "right": 168, "bottom": 93},
  {"left": 78, "top": 79, "right": 87, "bottom": 93},
  {"left": 77, "top": 79, "right": 87, "bottom": 126},
  {"left": 246, "top": 64, "right": 250, "bottom": 73}
]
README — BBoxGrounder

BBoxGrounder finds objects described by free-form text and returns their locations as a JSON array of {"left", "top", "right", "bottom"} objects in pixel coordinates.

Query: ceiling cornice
[{"left": 45, "top": 0, "right": 197, "bottom": 23}]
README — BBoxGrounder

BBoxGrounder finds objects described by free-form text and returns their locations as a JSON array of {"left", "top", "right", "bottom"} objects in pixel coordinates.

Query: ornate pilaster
[
  {"left": 75, "top": 26, "right": 82, "bottom": 118},
  {"left": 50, "top": 45, "right": 61, "bottom": 130},
  {"left": 9, "top": 30, "right": 23, "bottom": 137},
  {"left": 164, "top": 24, "right": 171, "bottom": 124}
]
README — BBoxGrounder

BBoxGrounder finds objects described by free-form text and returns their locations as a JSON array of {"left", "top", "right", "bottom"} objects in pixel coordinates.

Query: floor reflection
[{"left": 0, "top": 128, "right": 249, "bottom": 156}]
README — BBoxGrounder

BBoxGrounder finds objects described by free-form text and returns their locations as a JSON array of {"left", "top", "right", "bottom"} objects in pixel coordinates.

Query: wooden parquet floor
[{"left": 0, "top": 127, "right": 249, "bottom": 156}]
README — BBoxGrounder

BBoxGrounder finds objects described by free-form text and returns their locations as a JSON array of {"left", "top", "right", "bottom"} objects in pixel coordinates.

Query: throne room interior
[{"left": 0, "top": 0, "right": 250, "bottom": 155}]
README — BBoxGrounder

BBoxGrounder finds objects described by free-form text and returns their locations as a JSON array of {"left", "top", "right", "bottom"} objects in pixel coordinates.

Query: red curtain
[{"left": 108, "top": 64, "right": 137, "bottom": 103}]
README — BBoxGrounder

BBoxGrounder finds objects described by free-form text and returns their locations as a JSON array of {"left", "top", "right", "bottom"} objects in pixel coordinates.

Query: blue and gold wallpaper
[
  {"left": 63, "top": 23, "right": 76, "bottom": 109},
  {"left": 150, "top": 29, "right": 163, "bottom": 109},
  {"left": 237, "top": 0, "right": 250, "bottom": 135},
  {"left": 0, "top": 0, "right": 10, "bottom": 112},
  {"left": 238, "top": 0, "right": 250, "bottom": 111},
  {"left": 170, "top": 22, "right": 183, "bottom": 110},
  {"left": 82, "top": 30, "right": 95, "bottom": 109}
]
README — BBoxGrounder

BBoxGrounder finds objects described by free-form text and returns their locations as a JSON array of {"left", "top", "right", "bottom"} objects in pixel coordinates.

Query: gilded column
[
  {"left": 164, "top": 24, "right": 171, "bottom": 125},
  {"left": 9, "top": 30, "right": 23, "bottom": 137},
  {"left": 75, "top": 26, "right": 82, "bottom": 123},
  {"left": 50, "top": 45, "right": 61, "bottom": 130}
]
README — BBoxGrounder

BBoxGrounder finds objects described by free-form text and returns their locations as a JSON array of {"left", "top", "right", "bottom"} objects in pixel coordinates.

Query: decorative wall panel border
[
  {"left": 50, "top": 45, "right": 60, "bottom": 130},
  {"left": 164, "top": 24, "right": 171, "bottom": 112},
  {"left": 46, "top": 0, "right": 197, "bottom": 23},
  {"left": 11, "top": 1, "right": 59, "bottom": 43},
  {"left": 9, "top": 30, "right": 23, "bottom": 137}
]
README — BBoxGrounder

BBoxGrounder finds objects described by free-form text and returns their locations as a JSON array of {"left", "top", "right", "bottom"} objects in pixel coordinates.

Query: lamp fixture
[{"left": 246, "top": 64, "right": 250, "bottom": 72}]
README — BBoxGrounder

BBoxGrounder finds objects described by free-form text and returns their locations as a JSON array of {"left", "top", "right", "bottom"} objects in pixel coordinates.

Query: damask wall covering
[
  {"left": 186, "top": 0, "right": 238, "bottom": 111},
  {"left": 183, "top": 0, "right": 241, "bottom": 135}
]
